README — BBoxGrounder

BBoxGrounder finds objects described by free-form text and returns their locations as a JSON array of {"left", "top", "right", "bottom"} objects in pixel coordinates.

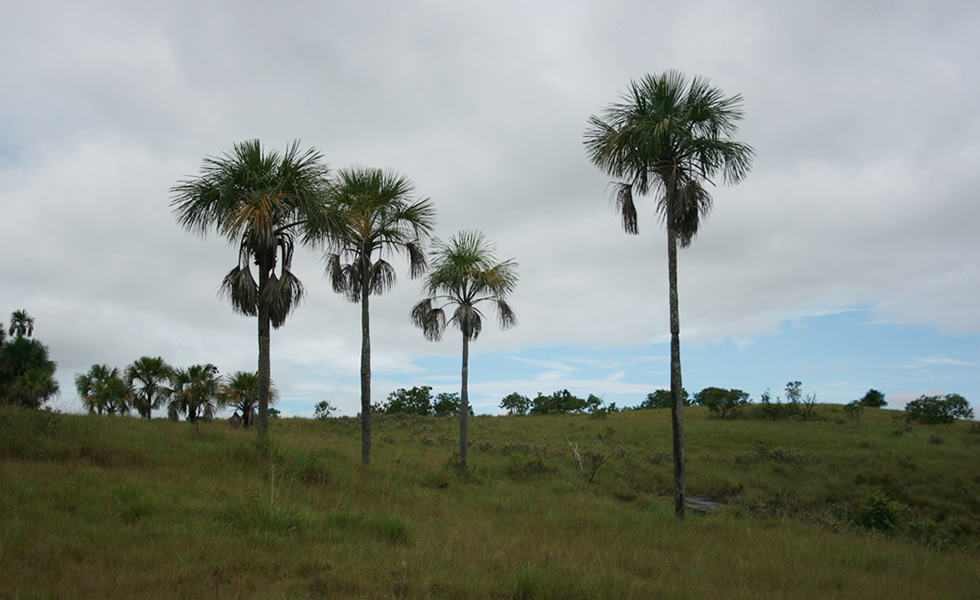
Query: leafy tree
[
  {"left": 218, "top": 371, "right": 275, "bottom": 429},
  {"left": 585, "top": 71, "right": 754, "bottom": 517},
  {"left": 412, "top": 230, "right": 518, "bottom": 470},
  {"left": 171, "top": 139, "right": 334, "bottom": 440},
  {"left": 313, "top": 400, "right": 336, "bottom": 421},
  {"left": 75, "top": 364, "right": 130, "bottom": 415},
  {"left": 125, "top": 356, "right": 173, "bottom": 419},
  {"left": 694, "top": 387, "right": 749, "bottom": 419},
  {"left": 904, "top": 394, "right": 974, "bottom": 425},
  {"left": 168, "top": 364, "right": 221, "bottom": 432},
  {"left": 8, "top": 310, "right": 35, "bottom": 338},
  {"left": 323, "top": 167, "right": 435, "bottom": 465},
  {"left": 433, "top": 392, "right": 472, "bottom": 417},
  {"left": 859, "top": 389, "right": 887, "bottom": 408},
  {"left": 585, "top": 394, "right": 604, "bottom": 414},
  {"left": 376, "top": 386, "right": 433, "bottom": 416},
  {"left": 640, "top": 388, "right": 691, "bottom": 409},
  {"left": 530, "top": 389, "right": 588, "bottom": 415},
  {"left": 785, "top": 381, "right": 803, "bottom": 405},
  {"left": 0, "top": 330, "right": 59, "bottom": 409},
  {"left": 500, "top": 392, "right": 531, "bottom": 416}
]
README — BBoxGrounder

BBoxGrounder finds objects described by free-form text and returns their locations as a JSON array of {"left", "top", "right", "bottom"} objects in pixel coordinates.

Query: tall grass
[{"left": 1, "top": 405, "right": 978, "bottom": 598}]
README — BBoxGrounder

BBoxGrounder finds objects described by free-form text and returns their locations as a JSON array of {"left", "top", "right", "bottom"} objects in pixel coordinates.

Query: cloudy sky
[{"left": 2, "top": 0, "right": 978, "bottom": 417}]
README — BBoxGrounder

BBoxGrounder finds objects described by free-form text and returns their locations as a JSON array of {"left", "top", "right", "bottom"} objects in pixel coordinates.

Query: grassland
[{"left": 2, "top": 405, "right": 979, "bottom": 599}]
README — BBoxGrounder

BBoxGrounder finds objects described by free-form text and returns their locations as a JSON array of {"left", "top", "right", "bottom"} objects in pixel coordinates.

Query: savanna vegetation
[
  {"left": 5, "top": 69, "right": 980, "bottom": 597},
  {"left": 2, "top": 404, "right": 979, "bottom": 599}
]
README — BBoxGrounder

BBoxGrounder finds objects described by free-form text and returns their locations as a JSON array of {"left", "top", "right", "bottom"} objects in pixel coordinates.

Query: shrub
[
  {"left": 751, "top": 389, "right": 801, "bottom": 420},
  {"left": 843, "top": 400, "right": 864, "bottom": 422},
  {"left": 855, "top": 491, "right": 902, "bottom": 530},
  {"left": 904, "top": 394, "right": 974, "bottom": 425}
]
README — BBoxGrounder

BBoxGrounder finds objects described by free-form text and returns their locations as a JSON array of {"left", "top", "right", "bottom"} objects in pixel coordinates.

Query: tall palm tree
[
  {"left": 168, "top": 364, "right": 220, "bottom": 432},
  {"left": 8, "top": 310, "right": 35, "bottom": 338},
  {"left": 323, "top": 166, "right": 436, "bottom": 465},
  {"left": 218, "top": 370, "right": 277, "bottom": 429},
  {"left": 75, "top": 364, "right": 131, "bottom": 415},
  {"left": 171, "top": 139, "right": 335, "bottom": 440},
  {"left": 584, "top": 71, "right": 754, "bottom": 517},
  {"left": 125, "top": 356, "right": 173, "bottom": 419},
  {"left": 412, "top": 231, "right": 518, "bottom": 471}
]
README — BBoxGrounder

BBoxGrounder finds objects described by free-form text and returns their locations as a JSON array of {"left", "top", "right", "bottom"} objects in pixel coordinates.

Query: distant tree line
[
  {"left": 73, "top": 356, "right": 276, "bottom": 430},
  {"left": 488, "top": 383, "right": 972, "bottom": 426},
  {"left": 372, "top": 386, "right": 472, "bottom": 418}
]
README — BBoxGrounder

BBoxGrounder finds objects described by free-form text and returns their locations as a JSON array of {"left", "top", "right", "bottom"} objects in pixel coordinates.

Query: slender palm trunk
[
  {"left": 359, "top": 269, "right": 372, "bottom": 465},
  {"left": 257, "top": 267, "right": 271, "bottom": 441},
  {"left": 668, "top": 226, "right": 685, "bottom": 518},
  {"left": 459, "top": 333, "right": 470, "bottom": 470}
]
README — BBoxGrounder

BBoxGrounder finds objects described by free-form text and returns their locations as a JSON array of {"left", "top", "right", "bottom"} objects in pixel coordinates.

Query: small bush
[
  {"left": 856, "top": 491, "right": 902, "bottom": 530},
  {"left": 928, "top": 434, "right": 945, "bottom": 445},
  {"left": 843, "top": 400, "right": 864, "bottom": 422}
]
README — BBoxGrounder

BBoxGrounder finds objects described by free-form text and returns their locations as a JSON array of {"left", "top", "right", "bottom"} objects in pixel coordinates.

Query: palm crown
[
  {"left": 412, "top": 230, "right": 518, "bottom": 342},
  {"left": 584, "top": 70, "right": 754, "bottom": 245},
  {"left": 171, "top": 139, "right": 334, "bottom": 328},
  {"left": 323, "top": 166, "right": 435, "bottom": 301}
]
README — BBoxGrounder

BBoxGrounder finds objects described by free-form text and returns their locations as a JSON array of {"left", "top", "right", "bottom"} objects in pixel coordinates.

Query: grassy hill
[{"left": 2, "top": 405, "right": 979, "bottom": 599}]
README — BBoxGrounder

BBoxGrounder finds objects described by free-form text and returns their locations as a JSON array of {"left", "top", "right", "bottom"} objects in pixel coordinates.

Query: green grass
[{"left": 1, "top": 405, "right": 979, "bottom": 599}]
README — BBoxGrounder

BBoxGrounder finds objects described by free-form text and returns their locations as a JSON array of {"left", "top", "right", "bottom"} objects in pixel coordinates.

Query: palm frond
[
  {"left": 411, "top": 298, "right": 446, "bottom": 342},
  {"left": 370, "top": 259, "right": 397, "bottom": 295}
]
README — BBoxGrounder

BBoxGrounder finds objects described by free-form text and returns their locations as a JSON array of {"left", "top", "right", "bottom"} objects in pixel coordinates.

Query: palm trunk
[
  {"left": 257, "top": 268, "right": 271, "bottom": 441},
  {"left": 359, "top": 269, "right": 372, "bottom": 465},
  {"left": 668, "top": 226, "right": 685, "bottom": 518},
  {"left": 459, "top": 333, "right": 470, "bottom": 470}
]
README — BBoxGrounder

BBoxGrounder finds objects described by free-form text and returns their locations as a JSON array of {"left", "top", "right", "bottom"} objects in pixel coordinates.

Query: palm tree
[
  {"left": 412, "top": 231, "right": 518, "bottom": 471},
  {"left": 584, "top": 71, "right": 754, "bottom": 517},
  {"left": 323, "top": 166, "right": 436, "bottom": 465},
  {"left": 75, "top": 364, "right": 131, "bottom": 415},
  {"left": 125, "top": 356, "right": 173, "bottom": 419},
  {"left": 218, "top": 370, "right": 277, "bottom": 429},
  {"left": 168, "top": 364, "right": 220, "bottom": 432},
  {"left": 171, "top": 139, "right": 335, "bottom": 440},
  {"left": 8, "top": 310, "right": 35, "bottom": 338}
]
